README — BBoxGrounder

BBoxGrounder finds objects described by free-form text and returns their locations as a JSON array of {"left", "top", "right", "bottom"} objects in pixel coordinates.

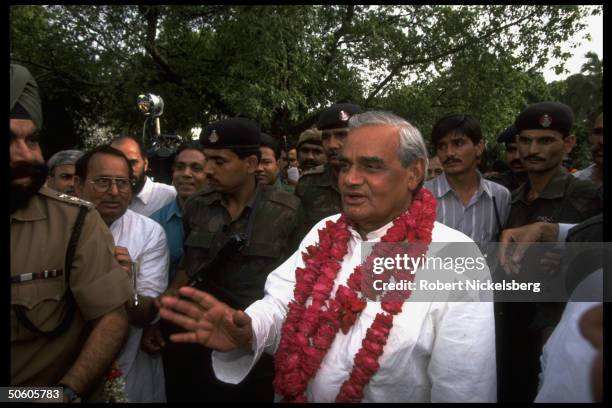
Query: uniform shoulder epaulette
[
  {"left": 566, "top": 176, "right": 601, "bottom": 197},
  {"left": 263, "top": 188, "right": 301, "bottom": 211},
  {"left": 39, "top": 187, "right": 94, "bottom": 208},
  {"left": 300, "top": 164, "right": 326, "bottom": 177}
]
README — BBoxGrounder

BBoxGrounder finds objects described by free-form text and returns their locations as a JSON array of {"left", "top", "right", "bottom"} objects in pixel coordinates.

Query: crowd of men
[{"left": 10, "top": 63, "right": 603, "bottom": 403}]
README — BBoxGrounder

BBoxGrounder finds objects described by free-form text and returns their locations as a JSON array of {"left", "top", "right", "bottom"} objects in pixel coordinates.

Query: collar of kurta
[
  {"left": 512, "top": 167, "right": 568, "bottom": 204},
  {"left": 11, "top": 190, "right": 47, "bottom": 222},
  {"left": 134, "top": 176, "right": 154, "bottom": 205}
]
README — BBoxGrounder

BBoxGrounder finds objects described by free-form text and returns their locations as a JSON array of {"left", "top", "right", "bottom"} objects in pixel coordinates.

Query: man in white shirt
[
  {"left": 158, "top": 111, "right": 496, "bottom": 402},
  {"left": 75, "top": 145, "right": 170, "bottom": 402},
  {"left": 111, "top": 136, "right": 176, "bottom": 216}
]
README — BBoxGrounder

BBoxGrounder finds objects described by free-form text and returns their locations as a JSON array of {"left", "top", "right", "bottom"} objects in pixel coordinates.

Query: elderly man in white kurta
[{"left": 159, "top": 111, "right": 496, "bottom": 402}]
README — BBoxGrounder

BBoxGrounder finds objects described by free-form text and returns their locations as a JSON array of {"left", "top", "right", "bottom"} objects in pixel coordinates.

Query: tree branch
[{"left": 364, "top": 7, "right": 541, "bottom": 105}]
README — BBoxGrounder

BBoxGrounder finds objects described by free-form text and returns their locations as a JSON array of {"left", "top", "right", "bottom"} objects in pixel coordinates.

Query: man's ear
[
  {"left": 564, "top": 134, "right": 576, "bottom": 154},
  {"left": 407, "top": 158, "right": 426, "bottom": 190},
  {"left": 143, "top": 156, "right": 149, "bottom": 172},
  {"left": 73, "top": 175, "right": 84, "bottom": 197},
  {"left": 245, "top": 154, "right": 259, "bottom": 174},
  {"left": 475, "top": 140, "right": 485, "bottom": 159}
]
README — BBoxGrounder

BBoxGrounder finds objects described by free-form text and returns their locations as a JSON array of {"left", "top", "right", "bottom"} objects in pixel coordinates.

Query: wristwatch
[{"left": 59, "top": 384, "right": 81, "bottom": 403}]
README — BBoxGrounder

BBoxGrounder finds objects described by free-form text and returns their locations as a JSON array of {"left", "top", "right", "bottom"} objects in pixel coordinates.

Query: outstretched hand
[
  {"left": 498, "top": 222, "right": 559, "bottom": 275},
  {"left": 159, "top": 286, "right": 253, "bottom": 352}
]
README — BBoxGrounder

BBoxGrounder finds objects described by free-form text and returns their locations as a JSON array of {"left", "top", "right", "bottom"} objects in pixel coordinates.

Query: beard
[
  {"left": 132, "top": 171, "right": 147, "bottom": 195},
  {"left": 10, "top": 162, "right": 48, "bottom": 215}
]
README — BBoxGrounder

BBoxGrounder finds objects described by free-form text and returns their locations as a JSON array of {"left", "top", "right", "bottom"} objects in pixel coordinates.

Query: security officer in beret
[
  {"left": 295, "top": 103, "right": 363, "bottom": 235},
  {"left": 10, "top": 65, "right": 132, "bottom": 401},
  {"left": 497, "top": 101, "right": 601, "bottom": 402},
  {"left": 486, "top": 124, "right": 527, "bottom": 192},
  {"left": 296, "top": 127, "right": 326, "bottom": 172},
  {"left": 157, "top": 118, "right": 303, "bottom": 402},
  {"left": 46, "top": 149, "right": 84, "bottom": 195}
]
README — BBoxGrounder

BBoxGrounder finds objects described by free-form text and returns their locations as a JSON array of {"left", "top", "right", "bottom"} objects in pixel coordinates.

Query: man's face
[
  {"left": 298, "top": 142, "right": 326, "bottom": 171},
  {"left": 426, "top": 156, "right": 444, "bottom": 180},
  {"left": 435, "top": 132, "right": 483, "bottom": 176},
  {"left": 110, "top": 138, "right": 148, "bottom": 194},
  {"left": 505, "top": 142, "right": 524, "bottom": 172},
  {"left": 589, "top": 116, "right": 603, "bottom": 167},
  {"left": 47, "top": 164, "right": 77, "bottom": 195},
  {"left": 338, "top": 124, "right": 422, "bottom": 233},
  {"left": 517, "top": 129, "right": 574, "bottom": 174},
  {"left": 255, "top": 146, "right": 280, "bottom": 185},
  {"left": 321, "top": 127, "right": 349, "bottom": 168},
  {"left": 203, "top": 148, "right": 256, "bottom": 194},
  {"left": 75, "top": 153, "right": 132, "bottom": 225},
  {"left": 288, "top": 148, "right": 298, "bottom": 167},
  {"left": 172, "top": 149, "right": 207, "bottom": 200},
  {"left": 10, "top": 119, "right": 48, "bottom": 213}
]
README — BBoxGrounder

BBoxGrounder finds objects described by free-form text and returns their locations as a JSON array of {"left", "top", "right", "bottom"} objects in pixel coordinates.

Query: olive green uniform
[
  {"left": 164, "top": 183, "right": 303, "bottom": 402},
  {"left": 11, "top": 186, "right": 132, "bottom": 391},
  {"left": 294, "top": 164, "right": 341, "bottom": 236}
]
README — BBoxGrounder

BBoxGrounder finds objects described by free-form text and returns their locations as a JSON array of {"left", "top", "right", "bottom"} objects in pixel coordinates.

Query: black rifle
[{"left": 187, "top": 233, "right": 248, "bottom": 288}]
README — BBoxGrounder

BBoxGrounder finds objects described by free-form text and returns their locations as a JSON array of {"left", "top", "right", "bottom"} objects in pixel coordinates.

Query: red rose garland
[{"left": 273, "top": 188, "right": 437, "bottom": 402}]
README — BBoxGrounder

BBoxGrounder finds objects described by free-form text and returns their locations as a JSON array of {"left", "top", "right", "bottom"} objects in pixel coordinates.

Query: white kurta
[
  {"left": 212, "top": 216, "right": 497, "bottom": 402},
  {"left": 129, "top": 176, "right": 176, "bottom": 217},
  {"left": 111, "top": 209, "right": 170, "bottom": 402}
]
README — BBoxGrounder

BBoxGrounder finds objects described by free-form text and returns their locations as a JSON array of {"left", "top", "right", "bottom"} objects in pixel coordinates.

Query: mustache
[
  {"left": 10, "top": 161, "right": 47, "bottom": 181},
  {"left": 301, "top": 160, "right": 318, "bottom": 167},
  {"left": 443, "top": 158, "right": 461, "bottom": 165},
  {"left": 510, "top": 159, "right": 523, "bottom": 167},
  {"left": 524, "top": 155, "right": 545, "bottom": 162}
]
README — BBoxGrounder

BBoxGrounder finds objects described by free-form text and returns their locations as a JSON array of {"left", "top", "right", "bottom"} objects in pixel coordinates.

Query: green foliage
[{"left": 10, "top": 5, "right": 600, "bottom": 162}]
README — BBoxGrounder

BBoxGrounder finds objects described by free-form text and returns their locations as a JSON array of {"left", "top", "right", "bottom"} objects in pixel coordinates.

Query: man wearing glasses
[
  {"left": 573, "top": 113, "right": 603, "bottom": 188},
  {"left": 74, "top": 145, "right": 170, "bottom": 402}
]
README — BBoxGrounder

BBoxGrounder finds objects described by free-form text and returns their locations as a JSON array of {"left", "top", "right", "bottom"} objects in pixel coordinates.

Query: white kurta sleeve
[
  {"left": 137, "top": 222, "right": 170, "bottom": 297},
  {"left": 428, "top": 301, "right": 497, "bottom": 402},
  {"left": 211, "top": 216, "right": 335, "bottom": 384}
]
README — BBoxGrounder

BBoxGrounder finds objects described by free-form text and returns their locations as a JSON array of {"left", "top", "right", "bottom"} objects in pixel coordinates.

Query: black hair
[
  {"left": 431, "top": 113, "right": 482, "bottom": 146},
  {"left": 75, "top": 145, "right": 135, "bottom": 182},
  {"left": 260, "top": 133, "right": 281, "bottom": 160},
  {"left": 173, "top": 142, "right": 206, "bottom": 166}
]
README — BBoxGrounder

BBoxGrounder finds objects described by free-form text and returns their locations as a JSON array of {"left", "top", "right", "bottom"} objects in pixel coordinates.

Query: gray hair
[{"left": 347, "top": 111, "right": 429, "bottom": 170}]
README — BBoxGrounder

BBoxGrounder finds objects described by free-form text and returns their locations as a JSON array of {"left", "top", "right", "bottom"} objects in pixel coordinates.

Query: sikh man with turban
[{"left": 10, "top": 64, "right": 132, "bottom": 402}]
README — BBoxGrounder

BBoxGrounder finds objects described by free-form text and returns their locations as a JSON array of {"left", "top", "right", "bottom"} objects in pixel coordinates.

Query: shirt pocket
[
  {"left": 11, "top": 276, "right": 67, "bottom": 342},
  {"left": 183, "top": 230, "right": 216, "bottom": 276}
]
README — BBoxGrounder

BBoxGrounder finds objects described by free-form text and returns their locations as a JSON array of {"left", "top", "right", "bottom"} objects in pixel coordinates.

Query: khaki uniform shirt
[
  {"left": 294, "top": 164, "right": 341, "bottom": 236},
  {"left": 506, "top": 168, "right": 601, "bottom": 228},
  {"left": 11, "top": 186, "right": 132, "bottom": 388},
  {"left": 179, "top": 183, "right": 303, "bottom": 310}
]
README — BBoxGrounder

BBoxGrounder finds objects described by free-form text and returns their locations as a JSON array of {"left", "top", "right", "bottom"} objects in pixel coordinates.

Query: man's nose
[{"left": 10, "top": 139, "right": 37, "bottom": 164}]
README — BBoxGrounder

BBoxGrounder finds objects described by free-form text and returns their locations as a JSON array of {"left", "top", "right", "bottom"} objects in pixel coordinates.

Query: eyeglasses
[
  {"left": 89, "top": 177, "right": 132, "bottom": 193},
  {"left": 592, "top": 127, "right": 603, "bottom": 136}
]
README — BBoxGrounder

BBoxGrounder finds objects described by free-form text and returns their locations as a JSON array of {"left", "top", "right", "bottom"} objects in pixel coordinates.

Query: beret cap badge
[
  {"left": 539, "top": 114, "right": 552, "bottom": 128},
  {"left": 339, "top": 110, "right": 350, "bottom": 121},
  {"left": 209, "top": 129, "right": 219, "bottom": 143}
]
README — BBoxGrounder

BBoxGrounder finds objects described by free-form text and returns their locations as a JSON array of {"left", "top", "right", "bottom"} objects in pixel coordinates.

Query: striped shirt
[{"left": 424, "top": 172, "right": 511, "bottom": 242}]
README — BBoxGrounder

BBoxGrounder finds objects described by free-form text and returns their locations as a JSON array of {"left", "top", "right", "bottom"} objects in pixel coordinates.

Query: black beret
[
  {"left": 200, "top": 118, "right": 260, "bottom": 152},
  {"left": 316, "top": 103, "right": 363, "bottom": 130},
  {"left": 515, "top": 102, "right": 574, "bottom": 136},
  {"left": 496, "top": 124, "right": 518, "bottom": 145}
]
